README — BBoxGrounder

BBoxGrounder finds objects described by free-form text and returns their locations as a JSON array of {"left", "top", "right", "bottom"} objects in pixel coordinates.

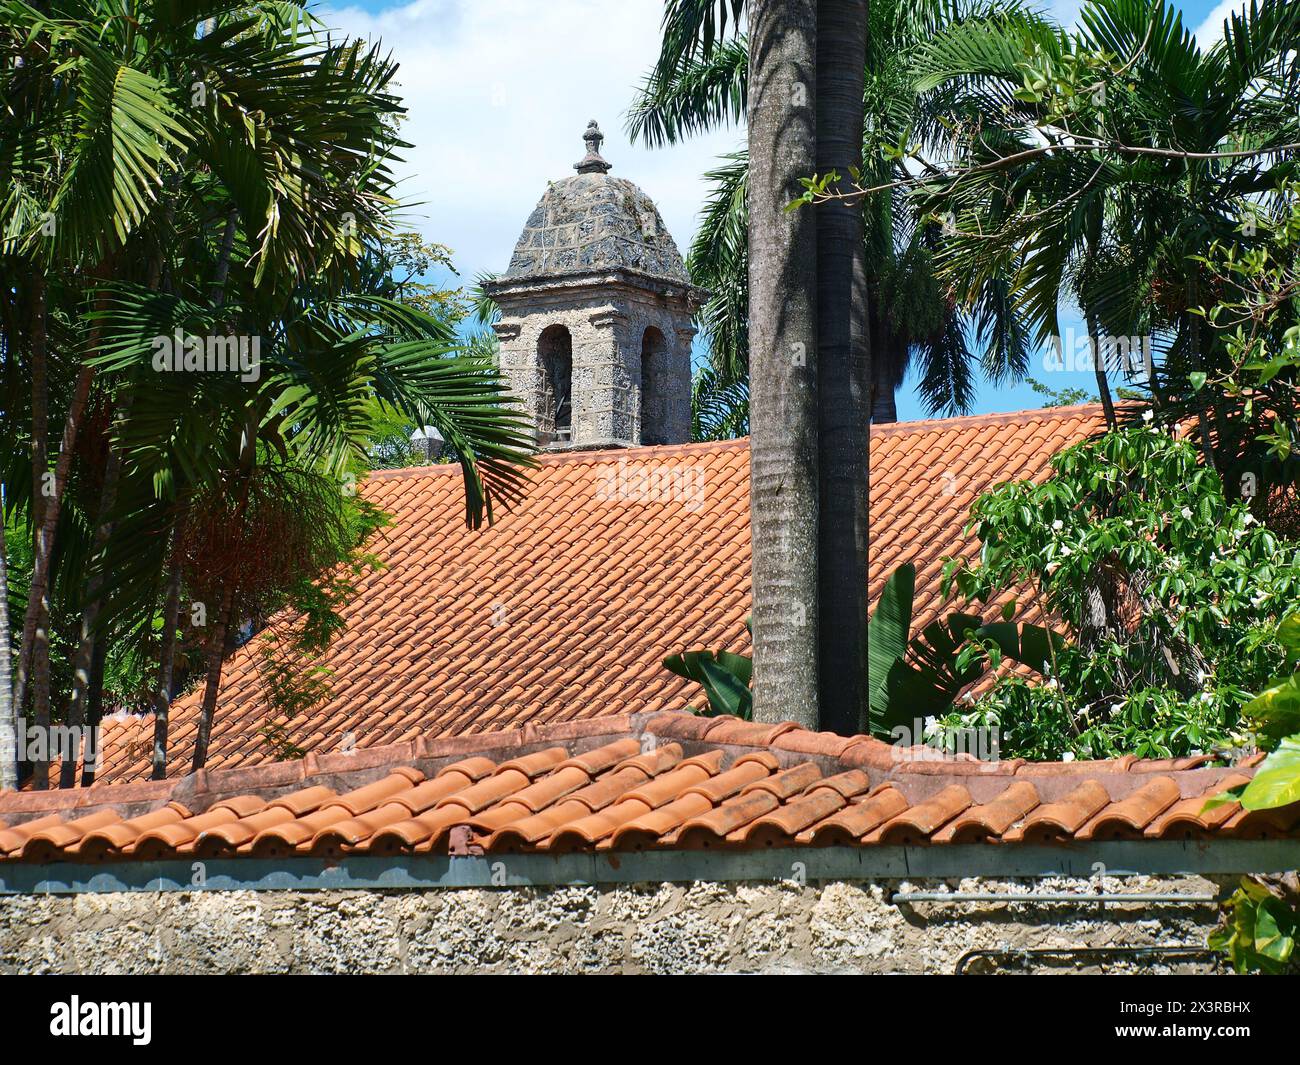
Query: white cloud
[
  {"left": 321, "top": 0, "right": 742, "bottom": 282},
  {"left": 1193, "top": 0, "right": 1247, "bottom": 45}
]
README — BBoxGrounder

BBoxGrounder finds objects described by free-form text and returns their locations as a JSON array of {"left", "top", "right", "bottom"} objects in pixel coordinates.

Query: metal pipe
[
  {"left": 892, "top": 890, "right": 1218, "bottom": 906},
  {"left": 955, "top": 945, "right": 1224, "bottom": 975}
]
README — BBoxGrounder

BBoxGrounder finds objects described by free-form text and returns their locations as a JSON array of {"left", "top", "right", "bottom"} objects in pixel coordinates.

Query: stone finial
[{"left": 574, "top": 120, "right": 612, "bottom": 174}]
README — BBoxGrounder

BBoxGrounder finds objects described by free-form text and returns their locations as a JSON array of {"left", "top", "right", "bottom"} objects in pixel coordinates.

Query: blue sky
[{"left": 319, "top": 0, "right": 1247, "bottom": 423}]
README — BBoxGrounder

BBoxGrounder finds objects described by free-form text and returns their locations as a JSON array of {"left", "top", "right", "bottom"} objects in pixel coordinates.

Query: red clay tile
[
  {"left": 874, "top": 785, "right": 973, "bottom": 844},
  {"left": 932, "top": 781, "right": 1040, "bottom": 843},
  {"left": 1006, "top": 780, "right": 1112, "bottom": 843}
]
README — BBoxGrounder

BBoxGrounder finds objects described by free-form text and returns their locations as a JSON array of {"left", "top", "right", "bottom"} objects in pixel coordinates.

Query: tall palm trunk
[
  {"left": 18, "top": 361, "right": 97, "bottom": 789},
  {"left": 191, "top": 408, "right": 257, "bottom": 772},
  {"left": 747, "top": 0, "right": 820, "bottom": 726},
  {"left": 1085, "top": 309, "right": 1117, "bottom": 430},
  {"left": 80, "top": 636, "right": 108, "bottom": 787},
  {"left": 0, "top": 505, "right": 16, "bottom": 791},
  {"left": 13, "top": 278, "right": 48, "bottom": 740},
  {"left": 60, "top": 396, "right": 131, "bottom": 787},
  {"left": 151, "top": 541, "right": 183, "bottom": 779},
  {"left": 869, "top": 329, "right": 898, "bottom": 423},
  {"left": 815, "top": 0, "right": 868, "bottom": 736}
]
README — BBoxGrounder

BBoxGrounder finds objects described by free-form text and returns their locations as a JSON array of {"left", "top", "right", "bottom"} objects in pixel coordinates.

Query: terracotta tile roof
[
  {"left": 87, "top": 403, "right": 1109, "bottom": 785},
  {"left": 0, "top": 712, "right": 1285, "bottom": 863}
]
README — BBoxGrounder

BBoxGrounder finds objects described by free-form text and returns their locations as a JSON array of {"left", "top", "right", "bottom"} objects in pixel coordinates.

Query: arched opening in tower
[
  {"left": 640, "top": 326, "right": 668, "bottom": 445},
  {"left": 538, "top": 325, "right": 572, "bottom": 443}
]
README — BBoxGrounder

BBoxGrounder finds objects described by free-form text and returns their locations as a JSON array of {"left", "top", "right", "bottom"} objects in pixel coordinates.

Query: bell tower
[{"left": 485, "top": 122, "right": 705, "bottom": 449}]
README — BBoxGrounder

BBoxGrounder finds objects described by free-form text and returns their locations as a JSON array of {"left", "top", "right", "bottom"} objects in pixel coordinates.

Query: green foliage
[
  {"left": 256, "top": 497, "right": 390, "bottom": 752},
  {"left": 663, "top": 622, "right": 753, "bottom": 719},
  {"left": 943, "top": 423, "right": 1300, "bottom": 759},
  {"left": 691, "top": 366, "right": 749, "bottom": 441},
  {"left": 1209, "top": 876, "right": 1298, "bottom": 974},
  {"left": 1206, "top": 613, "right": 1300, "bottom": 973},
  {"left": 666, "top": 564, "right": 1056, "bottom": 735},
  {"left": 868, "top": 561, "right": 1060, "bottom": 737},
  {"left": 1025, "top": 376, "right": 1096, "bottom": 408}
]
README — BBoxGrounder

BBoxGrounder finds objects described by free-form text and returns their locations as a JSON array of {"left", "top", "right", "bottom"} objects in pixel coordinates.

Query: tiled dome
[{"left": 503, "top": 122, "right": 690, "bottom": 284}]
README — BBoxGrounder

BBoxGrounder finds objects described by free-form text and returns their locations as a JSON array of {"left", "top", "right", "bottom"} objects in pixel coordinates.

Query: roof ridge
[
  {"left": 361, "top": 404, "right": 1120, "bottom": 479},
  {"left": 870, "top": 402, "right": 1110, "bottom": 438},
  {"left": 361, "top": 438, "right": 748, "bottom": 482}
]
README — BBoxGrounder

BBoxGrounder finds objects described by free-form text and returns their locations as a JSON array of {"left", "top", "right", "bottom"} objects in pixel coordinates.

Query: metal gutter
[{"left": 1, "top": 839, "right": 1298, "bottom": 895}]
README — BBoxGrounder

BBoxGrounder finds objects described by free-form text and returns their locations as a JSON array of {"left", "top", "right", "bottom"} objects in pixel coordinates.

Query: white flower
[
  {"left": 1142, "top": 409, "right": 1154, "bottom": 423},
  {"left": 1060, "top": 546, "right": 1072, "bottom": 556},
  {"left": 1046, "top": 678, "right": 1059, "bottom": 690},
  {"left": 1180, "top": 507, "right": 1193, "bottom": 520},
  {"left": 1051, "top": 519, "right": 1064, "bottom": 531},
  {"left": 1062, "top": 751, "right": 1076, "bottom": 762},
  {"left": 1243, "top": 513, "right": 1257, "bottom": 526},
  {"left": 1196, "top": 669, "right": 1209, "bottom": 684}
]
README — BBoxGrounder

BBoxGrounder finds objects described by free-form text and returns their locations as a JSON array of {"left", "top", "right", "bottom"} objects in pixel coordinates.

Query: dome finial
[{"left": 574, "top": 120, "right": 612, "bottom": 174}]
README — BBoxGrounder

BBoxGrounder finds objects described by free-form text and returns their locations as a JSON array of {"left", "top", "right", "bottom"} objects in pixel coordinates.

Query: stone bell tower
[{"left": 485, "top": 121, "right": 705, "bottom": 449}]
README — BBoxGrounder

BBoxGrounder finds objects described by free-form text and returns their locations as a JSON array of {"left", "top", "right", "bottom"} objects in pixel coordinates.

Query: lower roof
[{"left": 0, "top": 711, "right": 1287, "bottom": 867}]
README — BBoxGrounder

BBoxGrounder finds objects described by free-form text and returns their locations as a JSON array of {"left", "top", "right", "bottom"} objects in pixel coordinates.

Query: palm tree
[
  {"left": 815, "top": 0, "right": 868, "bottom": 734},
  {"left": 746, "top": 0, "right": 821, "bottom": 725},
  {"left": 914, "top": 0, "right": 1300, "bottom": 457},
  {"left": 631, "top": 0, "right": 1032, "bottom": 424},
  {"left": 0, "top": 2, "right": 535, "bottom": 785}
]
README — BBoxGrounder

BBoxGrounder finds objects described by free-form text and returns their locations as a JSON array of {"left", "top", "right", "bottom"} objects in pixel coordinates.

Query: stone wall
[{"left": 0, "top": 875, "right": 1227, "bottom": 974}]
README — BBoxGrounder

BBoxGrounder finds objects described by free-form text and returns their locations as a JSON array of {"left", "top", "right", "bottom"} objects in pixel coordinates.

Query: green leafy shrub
[
  {"left": 1208, "top": 614, "right": 1300, "bottom": 974},
  {"left": 943, "top": 423, "right": 1300, "bottom": 759}
]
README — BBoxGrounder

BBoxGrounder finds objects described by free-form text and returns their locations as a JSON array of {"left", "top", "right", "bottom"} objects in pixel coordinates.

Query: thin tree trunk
[
  {"left": 190, "top": 409, "right": 257, "bottom": 773},
  {"left": 18, "top": 362, "right": 96, "bottom": 789},
  {"left": 185, "top": 210, "right": 243, "bottom": 773},
  {"left": 80, "top": 635, "right": 108, "bottom": 787},
  {"left": 1086, "top": 309, "right": 1117, "bottom": 430},
  {"left": 0, "top": 500, "right": 16, "bottom": 791},
  {"left": 191, "top": 580, "right": 236, "bottom": 773},
  {"left": 60, "top": 396, "right": 132, "bottom": 787},
  {"left": 815, "top": 0, "right": 867, "bottom": 736},
  {"left": 151, "top": 538, "right": 183, "bottom": 780},
  {"left": 747, "top": 0, "right": 819, "bottom": 726},
  {"left": 13, "top": 278, "right": 48, "bottom": 734}
]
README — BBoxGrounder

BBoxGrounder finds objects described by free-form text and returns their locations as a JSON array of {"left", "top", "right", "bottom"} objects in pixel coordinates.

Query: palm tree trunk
[
  {"left": 815, "top": 0, "right": 867, "bottom": 736},
  {"left": 747, "top": 0, "right": 820, "bottom": 726},
  {"left": 17, "top": 362, "right": 96, "bottom": 789},
  {"left": 60, "top": 397, "right": 131, "bottom": 787},
  {"left": 0, "top": 503, "right": 16, "bottom": 791},
  {"left": 13, "top": 278, "right": 48, "bottom": 735},
  {"left": 1086, "top": 310, "right": 1117, "bottom": 430},
  {"left": 191, "top": 580, "right": 236, "bottom": 773},
  {"left": 151, "top": 538, "right": 183, "bottom": 780},
  {"left": 79, "top": 636, "right": 108, "bottom": 787},
  {"left": 869, "top": 335, "right": 898, "bottom": 422},
  {"left": 191, "top": 408, "right": 258, "bottom": 773}
]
